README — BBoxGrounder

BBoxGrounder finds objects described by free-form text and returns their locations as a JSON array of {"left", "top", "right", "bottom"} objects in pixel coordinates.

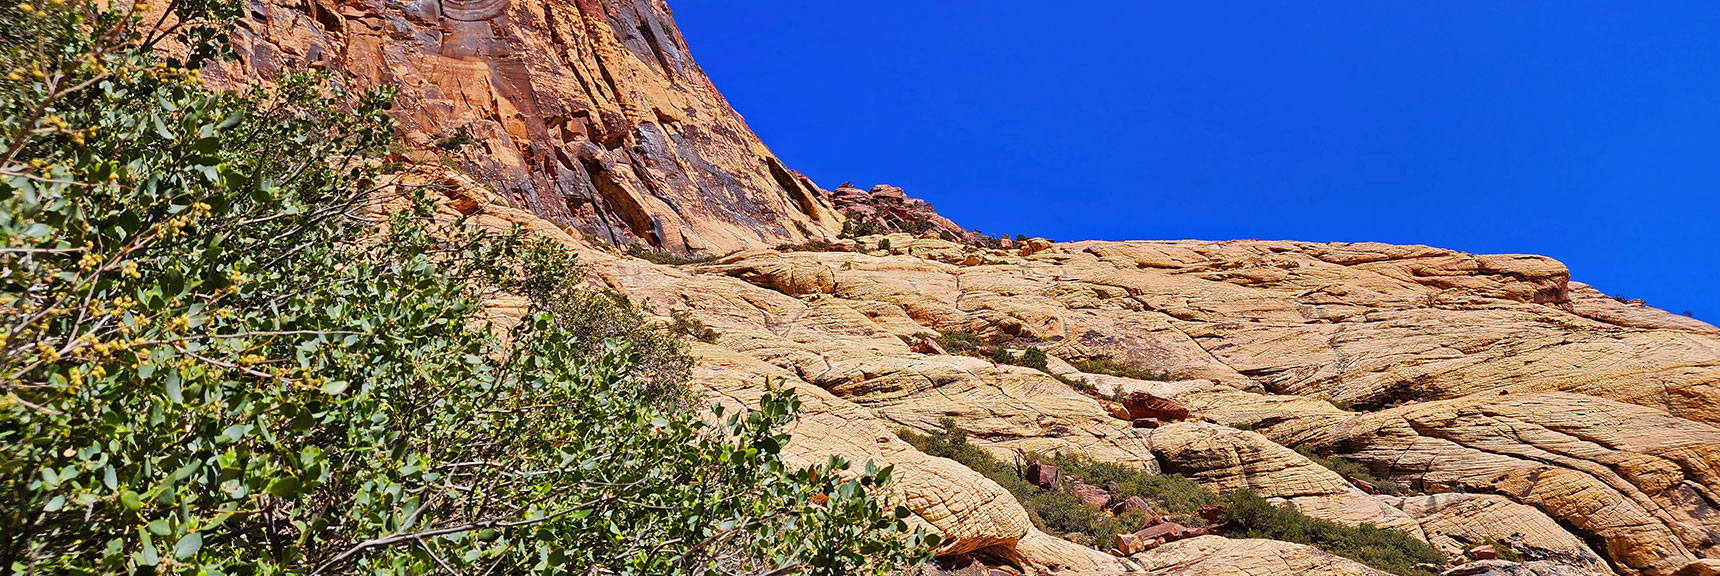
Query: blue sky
[{"left": 671, "top": 2, "right": 1719, "bottom": 319}]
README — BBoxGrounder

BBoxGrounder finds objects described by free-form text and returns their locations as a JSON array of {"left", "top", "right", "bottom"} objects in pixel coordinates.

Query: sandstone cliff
[
  {"left": 220, "top": 0, "right": 1720, "bottom": 573},
  {"left": 209, "top": 0, "right": 841, "bottom": 253}
]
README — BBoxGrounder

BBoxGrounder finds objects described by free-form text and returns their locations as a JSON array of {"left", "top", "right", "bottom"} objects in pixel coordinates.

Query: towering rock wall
[{"left": 209, "top": 0, "right": 841, "bottom": 253}]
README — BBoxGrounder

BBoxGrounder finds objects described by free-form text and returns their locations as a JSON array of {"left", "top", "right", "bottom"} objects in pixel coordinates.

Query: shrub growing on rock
[{"left": 1221, "top": 490, "right": 1443, "bottom": 576}]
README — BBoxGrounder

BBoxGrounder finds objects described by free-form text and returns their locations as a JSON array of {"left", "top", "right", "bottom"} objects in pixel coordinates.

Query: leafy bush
[
  {"left": 934, "top": 330, "right": 988, "bottom": 356},
  {"left": 900, "top": 425, "right": 1442, "bottom": 575},
  {"left": 877, "top": 238, "right": 892, "bottom": 252},
  {"left": 774, "top": 239, "right": 835, "bottom": 252},
  {"left": 989, "top": 346, "right": 1089, "bottom": 392},
  {"left": 840, "top": 218, "right": 881, "bottom": 239},
  {"left": 627, "top": 244, "right": 719, "bottom": 266},
  {"left": 435, "top": 125, "right": 476, "bottom": 150},
  {"left": 1222, "top": 491, "right": 1443, "bottom": 576},
  {"left": 1072, "top": 357, "right": 1174, "bottom": 381},
  {"left": 669, "top": 308, "right": 722, "bottom": 343},
  {"left": 898, "top": 421, "right": 1211, "bottom": 550},
  {"left": 0, "top": 2, "right": 934, "bottom": 573},
  {"left": 1041, "top": 453, "right": 1220, "bottom": 525},
  {"left": 1295, "top": 447, "right": 1400, "bottom": 496},
  {"left": 1016, "top": 347, "right": 1049, "bottom": 371}
]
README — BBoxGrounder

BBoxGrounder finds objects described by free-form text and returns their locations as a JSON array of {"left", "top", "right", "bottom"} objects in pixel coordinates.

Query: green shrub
[
  {"left": 1221, "top": 490, "right": 1443, "bottom": 576},
  {"left": 435, "top": 125, "right": 476, "bottom": 150},
  {"left": 1042, "top": 454, "right": 1220, "bottom": 525},
  {"left": 669, "top": 308, "right": 722, "bottom": 343},
  {"left": 935, "top": 330, "right": 988, "bottom": 356},
  {"left": 1072, "top": 357, "right": 1175, "bottom": 381},
  {"left": 877, "top": 238, "right": 893, "bottom": 252},
  {"left": 626, "top": 245, "right": 719, "bottom": 266},
  {"left": 1480, "top": 539, "right": 1520, "bottom": 562},
  {"left": 900, "top": 425, "right": 1442, "bottom": 575},
  {"left": 0, "top": 3, "right": 933, "bottom": 573},
  {"left": 898, "top": 422, "right": 1213, "bottom": 550},
  {"left": 992, "top": 346, "right": 1015, "bottom": 365},
  {"left": 774, "top": 239, "right": 835, "bottom": 252},
  {"left": 1016, "top": 347, "right": 1050, "bottom": 371},
  {"left": 1295, "top": 447, "right": 1400, "bottom": 496}
]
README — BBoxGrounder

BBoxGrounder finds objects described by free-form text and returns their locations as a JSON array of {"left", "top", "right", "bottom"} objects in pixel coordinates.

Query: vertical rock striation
[{"left": 209, "top": 0, "right": 841, "bottom": 253}]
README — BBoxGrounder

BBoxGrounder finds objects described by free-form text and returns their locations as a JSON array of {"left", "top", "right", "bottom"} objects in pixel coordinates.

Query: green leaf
[
  {"left": 120, "top": 490, "right": 142, "bottom": 511},
  {"left": 267, "top": 477, "right": 302, "bottom": 499},
  {"left": 165, "top": 372, "right": 183, "bottom": 404},
  {"left": 173, "top": 533, "right": 202, "bottom": 559}
]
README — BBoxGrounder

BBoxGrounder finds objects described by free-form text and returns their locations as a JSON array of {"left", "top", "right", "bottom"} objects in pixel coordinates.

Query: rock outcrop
[
  {"left": 267, "top": 0, "right": 1720, "bottom": 571},
  {"left": 825, "top": 183, "right": 974, "bottom": 242},
  {"left": 410, "top": 170, "right": 1720, "bottom": 575},
  {"left": 210, "top": 0, "right": 843, "bottom": 254}
]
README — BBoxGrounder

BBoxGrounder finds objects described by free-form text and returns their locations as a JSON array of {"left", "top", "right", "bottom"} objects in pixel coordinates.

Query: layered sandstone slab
[
  {"left": 694, "top": 236, "right": 1720, "bottom": 575},
  {"left": 407, "top": 169, "right": 1720, "bottom": 575},
  {"left": 1131, "top": 536, "right": 1393, "bottom": 575}
]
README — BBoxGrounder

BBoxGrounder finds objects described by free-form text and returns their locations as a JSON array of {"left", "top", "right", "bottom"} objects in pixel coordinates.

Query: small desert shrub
[
  {"left": 775, "top": 239, "right": 836, "bottom": 252},
  {"left": 901, "top": 424, "right": 1443, "bottom": 576},
  {"left": 936, "top": 330, "right": 988, "bottom": 356},
  {"left": 878, "top": 238, "right": 893, "bottom": 252},
  {"left": 1042, "top": 453, "right": 1220, "bottom": 525},
  {"left": 1222, "top": 490, "right": 1443, "bottom": 576},
  {"left": 1295, "top": 447, "right": 1400, "bottom": 496},
  {"left": 627, "top": 244, "right": 719, "bottom": 266},
  {"left": 1073, "top": 357, "right": 1175, "bottom": 381},
  {"left": 898, "top": 422, "right": 1213, "bottom": 549},
  {"left": 435, "top": 124, "right": 477, "bottom": 149},
  {"left": 668, "top": 308, "right": 722, "bottom": 343},
  {"left": 1016, "top": 347, "right": 1050, "bottom": 371},
  {"left": 994, "top": 346, "right": 1088, "bottom": 391}
]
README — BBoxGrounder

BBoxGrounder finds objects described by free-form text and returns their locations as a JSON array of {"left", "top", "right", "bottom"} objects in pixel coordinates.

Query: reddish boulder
[
  {"left": 1025, "top": 461, "right": 1060, "bottom": 489},
  {"left": 1469, "top": 545, "right": 1499, "bottom": 560},
  {"left": 1131, "top": 417, "right": 1163, "bottom": 429},
  {"left": 1122, "top": 392, "right": 1190, "bottom": 421},
  {"left": 1114, "top": 498, "right": 1155, "bottom": 522},
  {"left": 1113, "top": 532, "right": 1146, "bottom": 555},
  {"left": 1135, "top": 522, "right": 1184, "bottom": 542},
  {"left": 911, "top": 337, "right": 949, "bottom": 355},
  {"left": 952, "top": 559, "right": 989, "bottom": 576},
  {"left": 1070, "top": 483, "right": 1111, "bottom": 509},
  {"left": 1197, "top": 504, "right": 1226, "bottom": 523},
  {"left": 1343, "top": 473, "right": 1380, "bottom": 495}
]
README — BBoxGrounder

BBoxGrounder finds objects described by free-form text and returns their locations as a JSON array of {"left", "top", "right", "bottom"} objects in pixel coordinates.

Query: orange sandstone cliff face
[
  {"left": 210, "top": 0, "right": 840, "bottom": 253},
  {"left": 227, "top": 1, "right": 1720, "bottom": 574}
]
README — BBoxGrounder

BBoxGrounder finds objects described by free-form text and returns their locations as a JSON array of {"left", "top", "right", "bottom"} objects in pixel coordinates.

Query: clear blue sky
[{"left": 671, "top": 2, "right": 1719, "bottom": 319}]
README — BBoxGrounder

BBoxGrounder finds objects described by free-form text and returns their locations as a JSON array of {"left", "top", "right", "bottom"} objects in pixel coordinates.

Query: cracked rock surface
[{"left": 415, "top": 173, "right": 1720, "bottom": 575}]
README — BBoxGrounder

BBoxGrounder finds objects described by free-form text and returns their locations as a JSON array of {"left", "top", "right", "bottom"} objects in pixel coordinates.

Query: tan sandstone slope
[
  {"left": 221, "top": 0, "right": 1720, "bottom": 573},
  {"left": 402, "top": 167, "right": 1720, "bottom": 576}
]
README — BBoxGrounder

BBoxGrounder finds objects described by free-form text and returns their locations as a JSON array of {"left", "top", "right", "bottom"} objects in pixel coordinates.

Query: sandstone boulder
[{"left": 1123, "top": 392, "right": 1191, "bottom": 421}]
